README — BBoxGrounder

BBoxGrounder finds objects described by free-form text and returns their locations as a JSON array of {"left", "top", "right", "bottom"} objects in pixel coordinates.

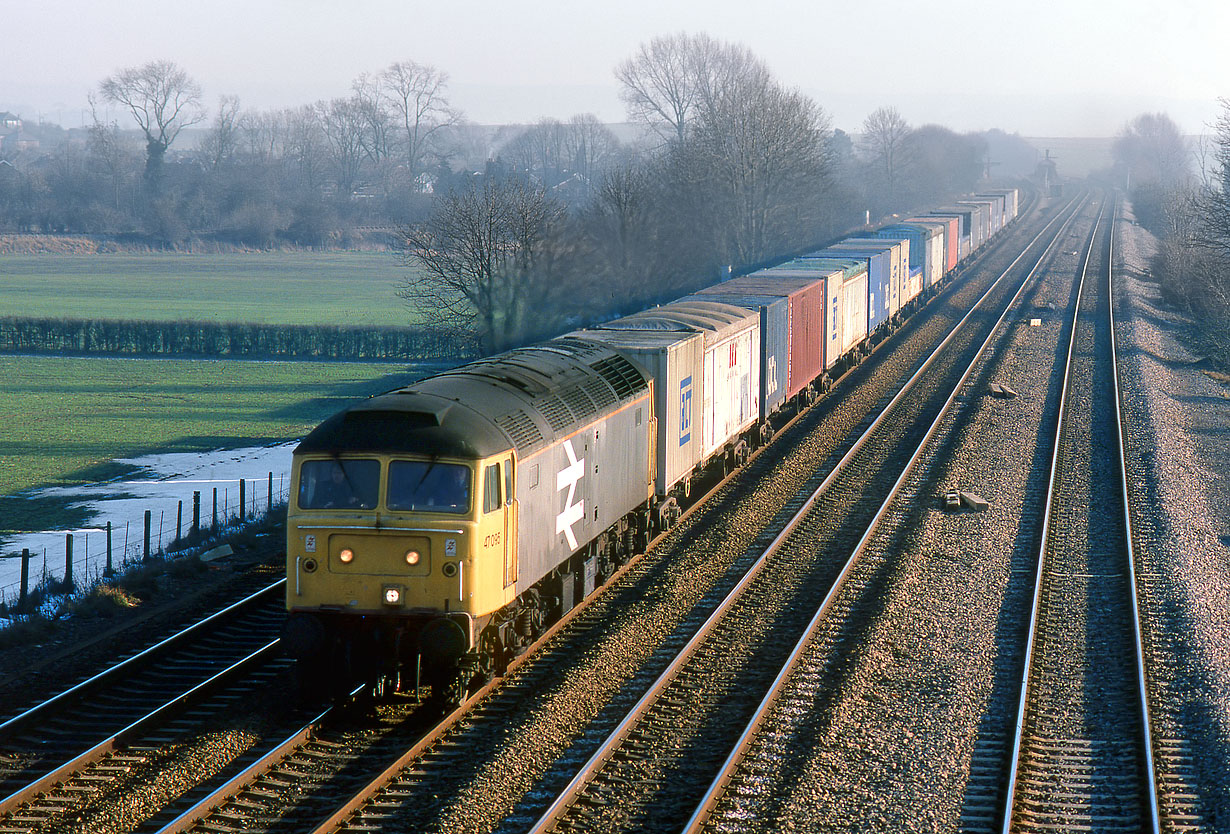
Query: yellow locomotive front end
[{"left": 282, "top": 393, "right": 520, "bottom": 701}]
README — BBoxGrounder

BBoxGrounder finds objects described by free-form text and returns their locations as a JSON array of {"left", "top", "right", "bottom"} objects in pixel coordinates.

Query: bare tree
[
  {"left": 563, "top": 114, "right": 619, "bottom": 188},
  {"left": 1113, "top": 112, "right": 1191, "bottom": 190},
  {"left": 684, "top": 60, "right": 832, "bottom": 264},
  {"left": 317, "top": 97, "right": 368, "bottom": 197},
  {"left": 284, "top": 106, "right": 329, "bottom": 194},
  {"left": 86, "top": 94, "right": 140, "bottom": 218},
  {"left": 503, "top": 118, "right": 569, "bottom": 186},
  {"left": 616, "top": 32, "right": 702, "bottom": 145},
  {"left": 99, "top": 59, "right": 205, "bottom": 190},
  {"left": 861, "top": 106, "right": 911, "bottom": 204},
  {"left": 351, "top": 73, "right": 394, "bottom": 164},
  {"left": 584, "top": 154, "right": 655, "bottom": 296},
  {"left": 615, "top": 31, "right": 765, "bottom": 147},
  {"left": 382, "top": 61, "right": 459, "bottom": 183},
  {"left": 199, "top": 95, "right": 242, "bottom": 170},
  {"left": 240, "top": 109, "right": 286, "bottom": 163},
  {"left": 399, "top": 178, "right": 571, "bottom": 352}
]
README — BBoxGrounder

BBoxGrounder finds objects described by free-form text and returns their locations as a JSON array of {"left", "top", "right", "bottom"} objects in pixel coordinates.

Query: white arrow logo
[{"left": 556, "top": 439, "right": 585, "bottom": 550}]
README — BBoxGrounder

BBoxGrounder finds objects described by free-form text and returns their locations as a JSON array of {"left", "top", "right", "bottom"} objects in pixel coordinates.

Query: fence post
[
  {"left": 143, "top": 510, "right": 151, "bottom": 562},
  {"left": 239, "top": 479, "right": 246, "bottom": 521},
  {"left": 20, "top": 549, "right": 29, "bottom": 612},
  {"left": 106, "top": 522, "right": 113, "bottom": 576},
  {"left": 212, "top": 488, "right": 218, "bottom": 533},
  {"left": 176, "top": 501, "right": 183, "bottom": 546},
  {"left": 193, "top": 491, "right": 201, "bottom": 535},
  {"left": 268, "top": 472, "right": 273, "bottom": 510},
  {"left": 65, "top": 533, "right": 74, "bottom": 589}
]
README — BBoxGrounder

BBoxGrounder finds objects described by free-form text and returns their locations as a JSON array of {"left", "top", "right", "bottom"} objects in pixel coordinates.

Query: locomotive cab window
[
  {"left": 298, "top": 459, "right": 380, "bottom": 510},
  {"left": 388, "top": 461, "right": 472, "bottom": 514},
  {"left": 483, "top": 463, "right": 501, "bottom": 514}
]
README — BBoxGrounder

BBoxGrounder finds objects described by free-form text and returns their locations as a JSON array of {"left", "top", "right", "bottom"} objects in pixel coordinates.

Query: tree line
[
  {"left": 1113, "top": 106, "right": 1230, "bottom": 366},
  {"left": 0, "top": 33, "right": 1023, "bottom": 355},
  {"left": 0, "top": 317, "right": 468, "bottom": 361}
]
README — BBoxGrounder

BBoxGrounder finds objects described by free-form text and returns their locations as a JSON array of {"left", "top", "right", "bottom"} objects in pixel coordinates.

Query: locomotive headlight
[
  {"left": 339, "top": 548, "right": 355, "bottom": 564},
  {"left": 405, "top": 549, "right": 421, "bottom": 566},
  {"left": 383, "top": 585, "right": 403, "bottom": 606}
]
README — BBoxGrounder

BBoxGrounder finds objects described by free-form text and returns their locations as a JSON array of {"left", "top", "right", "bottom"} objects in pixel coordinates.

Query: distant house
[{"left": 0, "top": 113, "right": 37, "bottom": 154}]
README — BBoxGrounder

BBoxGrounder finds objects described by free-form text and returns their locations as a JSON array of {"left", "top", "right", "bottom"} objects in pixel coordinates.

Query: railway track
[
  {"left": 0, "top": 581, "right": 290, "bottom": 833},
  {"left": 1000, "top": 197, "right": 1159, "bottom": 830}
]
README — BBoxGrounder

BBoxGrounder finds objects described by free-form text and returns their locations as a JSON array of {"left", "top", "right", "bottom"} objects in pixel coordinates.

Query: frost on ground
[{"left": 0, "top": 441, "right": 297, "bottom": 598}]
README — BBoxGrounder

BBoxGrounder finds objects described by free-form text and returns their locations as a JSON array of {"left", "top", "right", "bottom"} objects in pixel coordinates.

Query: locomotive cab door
[
  {"left": 481, "top": 458, "right": 517, "bottom": 604},
  {"left": 503, "top": 457, "right": 517, "bottom": 589}
]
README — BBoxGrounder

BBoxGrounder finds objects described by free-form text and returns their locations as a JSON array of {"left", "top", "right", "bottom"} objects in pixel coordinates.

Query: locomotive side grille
[
  {"left": 590, "top": 355, "right": 647, "bottom": 399},
  {"left": 496, "top": 409, "right": 544, "bottom": 449}
]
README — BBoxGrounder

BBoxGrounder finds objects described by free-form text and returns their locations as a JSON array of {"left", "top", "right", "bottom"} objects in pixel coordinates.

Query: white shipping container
[
  {"left": 839, "top": 267, "right": 869, "bottom": 356},
  {"left": 598, "top": 301, "right": 760, "bottom": 468}
]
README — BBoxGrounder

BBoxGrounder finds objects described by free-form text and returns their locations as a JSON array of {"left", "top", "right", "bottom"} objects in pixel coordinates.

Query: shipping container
[
  {"left": 707, "top": 271, "right": 827, "bottom": 396},
  {"left": 775, "top": 257, "right": 869, "bottom": 365},
  {"left": 906, "top": 215, "right": 959, "bottom": 276},
  {"left": 979, "top": 188, "right": 1019, "bottom": 223},
  {"left": 958, "top": 198, "right": 995, "bottom": 243},
  {"left": 681, "top": 289, "right": 789, "bottom": 418},
  {"left": 596, "top": 301, "right": 760, "bottom": 464},
  {"left": 878, "top": 222, "right": 943, "bottom": 292},
  {"left": 840, "top": 237, "right": 909, "bottom": 317},
  {"left": 926, "top": 207, "right": 976, "bottom": 260},
  {"left": 869, "top": 228, "right": 926, "bottom": 304},
  {"left": 811, "top": 242, "right": 894, "bottom": 333},
  {"left": 975, "top": 193, "right": 1006, "bottom": 233}
]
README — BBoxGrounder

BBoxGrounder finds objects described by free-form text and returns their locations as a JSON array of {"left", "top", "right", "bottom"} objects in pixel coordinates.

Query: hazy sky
[{"left": 3, "top": 0, "right": 1226, "bottom": 137}]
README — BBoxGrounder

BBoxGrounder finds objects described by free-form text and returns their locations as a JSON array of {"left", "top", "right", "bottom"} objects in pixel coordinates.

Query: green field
[
  {"left": 0, "top": 355, "right": 426, "bottom": 532},
  {"left": 0, "top": 252, "right": 418, "bottom": 326}
]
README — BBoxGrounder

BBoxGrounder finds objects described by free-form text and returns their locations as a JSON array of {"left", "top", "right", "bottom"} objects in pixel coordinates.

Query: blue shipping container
[{"left": 808, "top": 244, "right": 893, "bottom": 334}]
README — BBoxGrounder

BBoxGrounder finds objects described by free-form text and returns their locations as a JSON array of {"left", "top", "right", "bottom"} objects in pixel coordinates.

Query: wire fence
[{"left": 0, "top": 473, "right": 289, "bottom": 611}]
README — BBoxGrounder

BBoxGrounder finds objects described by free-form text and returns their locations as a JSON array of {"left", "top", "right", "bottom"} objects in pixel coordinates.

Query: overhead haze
[{"left": 3, "top": 0, "right": 1225, "bottom": 136}]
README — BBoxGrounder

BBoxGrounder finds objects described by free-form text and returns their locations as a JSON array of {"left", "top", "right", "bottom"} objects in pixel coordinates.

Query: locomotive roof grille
[
  {"left": 583, "top": 377, "right": 617, "bottom": 411},
  {"left": 560, "top": 383, "right": 598, "bottom": 422},
  {"left": 495, "top": 409, "right": 544, "bottom": 449},
  {"left": 538, "top": 395, "right": 574, "bottom": 432},
  {"left": 590, "top": 355, "right": 646, "bottom": 399}
]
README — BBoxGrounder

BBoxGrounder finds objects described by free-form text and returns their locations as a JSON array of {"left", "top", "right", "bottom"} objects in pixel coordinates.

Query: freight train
[{"left": 282, "top": 188, "right": 1021, "bottom": 703}]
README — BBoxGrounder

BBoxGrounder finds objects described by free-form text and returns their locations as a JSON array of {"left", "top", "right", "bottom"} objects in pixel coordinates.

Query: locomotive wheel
[{"left": 371, "top": 671, "right": 397, "bottom": 701}]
